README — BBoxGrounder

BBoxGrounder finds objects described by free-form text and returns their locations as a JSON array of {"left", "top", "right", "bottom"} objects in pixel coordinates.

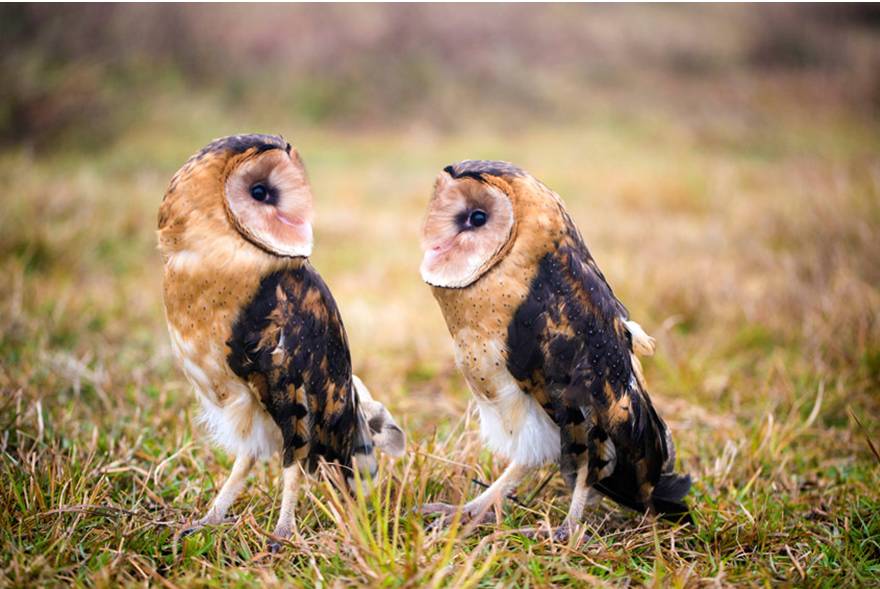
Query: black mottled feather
[
  {"left": 506, "top": 222, "right": 691, "bottom": 522},
  {"left": 227, "top": 263, "right": 361, "bottom": 473}
]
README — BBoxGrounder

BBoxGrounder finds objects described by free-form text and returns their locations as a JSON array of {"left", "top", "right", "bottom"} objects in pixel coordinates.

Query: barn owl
[
  {"left": 418, "top": 160, "right": 690, "bottom": 540},
  {"left": 158, "top": 134, "right": 404, "bottom": 548}
]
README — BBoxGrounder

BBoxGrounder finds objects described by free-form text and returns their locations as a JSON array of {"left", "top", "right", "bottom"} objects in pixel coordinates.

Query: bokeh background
[{"left": 1, "top": 5, "right": 879, "bottom": 586}]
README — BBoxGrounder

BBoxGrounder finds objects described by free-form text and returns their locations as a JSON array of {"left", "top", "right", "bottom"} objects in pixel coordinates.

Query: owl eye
[
  {"left": 469, "top": 210, "right": 488, "bottom": 228},
  {"left": 250, "top": 183, "right": 269, "bottom": 202}
]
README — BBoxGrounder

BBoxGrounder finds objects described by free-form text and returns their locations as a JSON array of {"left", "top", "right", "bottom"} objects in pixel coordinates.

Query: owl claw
[
  {"left": 418, "top": 502, "right": 460, "bottom": 517},
  {"left": 266, "top": 525, "right": 294, "bottom": 553},
  {"left": 418, "top": 502, "right": 498, "bottom": 531},
  {"left": 266, "top": 539, "right": 286, "bottom": 553},
  {"left": 178, "top": 515, "right": 237, "bottom": 538},
  {"left": 514, "top": 522, "right": 580, "bottom": 543},
  {"left": 418, "top": 502, "right": 460, "bottom": 531},
  {"left": 553, "top": 524, "right": 574, "bottom": 543}
]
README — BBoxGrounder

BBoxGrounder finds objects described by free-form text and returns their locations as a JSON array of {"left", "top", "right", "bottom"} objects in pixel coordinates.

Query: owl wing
[
  {"left": 506, "top": 241, "right": 690, "bottom": 521},
  {"left": 559, "top": 213, "right": 657, "bottom": 356},
  {"left": 226, "top": 263, "right": 360, "bottom": 471}
]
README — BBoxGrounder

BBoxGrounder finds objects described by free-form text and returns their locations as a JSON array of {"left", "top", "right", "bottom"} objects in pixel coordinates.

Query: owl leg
[
  {"left": 516, "top": 413, "right": 607, "bottom": 542},
  {"left": 463, "top": 462, "right": 532, "bottom": 521},
  {"left": 554, "top": 465, "right": 602, "bottom": 542},
  {"left": 420, "top": 462, "right": 532, "bottom": 527},
  {"left": 267, "top": 463, "right": 303, "bottom": 552},
  {"left": 180, "top": 454, "right": 255, "bottom": 536},
  {"left": 514, "top": 465, "right": 602, "bottom": 543},
  {"left": 548, "top": 427, "right": 615, "bottom": 541}
]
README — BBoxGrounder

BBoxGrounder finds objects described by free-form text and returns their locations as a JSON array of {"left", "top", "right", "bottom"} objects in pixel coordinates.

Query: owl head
[
  {"left": 420, "top": 160, "right": 562, "bottom": 288},
  {"left": 158, "top": 134, "right": 314, "bottom": 263}
]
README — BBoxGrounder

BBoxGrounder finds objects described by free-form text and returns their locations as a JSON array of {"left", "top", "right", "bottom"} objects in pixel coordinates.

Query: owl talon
[
  {"left": 513, "top": 523, "right": 579, "bottom": 543},
  {"left": 266, "top": 538, "right": 288, "bottom": 553},
  {"left": 178, "top": 525, "right": 202, "bottom": 538},
  {"left": 266, "top": 524, "right": 294, "bottom": 553},
  {"left": 419, "top": 502, "right": 460, "bottom": 531},
  {"left": 418, "top": 502, "right": 460, "bottom": 517},
  {"left": 552, "top": 523, "right": 574, "bottom": 543},
  {"left": 178, "top": 515, "right": 237, "bottom": 538},
  {"left": 419, "top": 502, "right": 498, "bottom": 530},
  {"left": 514, "top": 525, "right": 545, "bottom": 540}
]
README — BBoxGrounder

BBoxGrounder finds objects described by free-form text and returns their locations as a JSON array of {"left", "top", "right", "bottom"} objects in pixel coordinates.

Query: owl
[
  {"left": 418, "top": 160, "right": 690, "bottom": 540},
  {"left": 157, "top": 134, "right": 405, "bottom": 548}
]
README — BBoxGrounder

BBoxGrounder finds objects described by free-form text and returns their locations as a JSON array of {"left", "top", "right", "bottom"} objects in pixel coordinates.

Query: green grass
[{"left": 1, "top": 79, "right": 879, "bottom": 587}]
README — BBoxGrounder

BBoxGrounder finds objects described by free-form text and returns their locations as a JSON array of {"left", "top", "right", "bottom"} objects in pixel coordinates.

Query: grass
[{"left": 1, "top": 75, "right": 880, "bottom": 587}]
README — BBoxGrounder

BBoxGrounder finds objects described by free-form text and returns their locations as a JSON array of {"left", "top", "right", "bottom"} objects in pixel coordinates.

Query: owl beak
[
  {"left": 273, "top": 211, "right": 313, "bottom": 256},
  {"left": 275, "top": 211, "right": 309, "bottom": 230},
  {"left": 423, "top": 238, "right": 455, "bottom": 263}
]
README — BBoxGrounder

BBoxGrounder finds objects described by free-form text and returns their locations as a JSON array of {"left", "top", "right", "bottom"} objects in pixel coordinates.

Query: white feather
[
  {"left": 197, "top": 388, "right": 283, "bottom": 460},
  {"left": 474, "top": 384, "right": 561, "bottom": 468},
  {"left": 169, "top": 327, "right": 282, "bottom": 460},
  {"left": 454, "top": 333, "right": 560, "bottom": 468},
  {"left": 625, "top": 319, "right": 656, "bottom": 356}
]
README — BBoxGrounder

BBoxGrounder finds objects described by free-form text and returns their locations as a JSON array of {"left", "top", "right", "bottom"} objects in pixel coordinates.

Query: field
[{"left": 1, "top": 5, "right": 880, "bottom": 587}]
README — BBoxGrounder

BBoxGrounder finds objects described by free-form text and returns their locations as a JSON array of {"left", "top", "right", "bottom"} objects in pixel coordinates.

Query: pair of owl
[{"left": 158, "top": 134, "right": 691, "bottom": 548}]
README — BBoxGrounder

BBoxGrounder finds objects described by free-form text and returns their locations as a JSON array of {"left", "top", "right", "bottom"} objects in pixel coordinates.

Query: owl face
[
  {"left": 224, "top": 146, "right": 314, "bottom": 257},
  {"left": 419, "top": 169, "right": 515, "bottom": 288},
  {"left": 159, "top": 135, "right": 314, "bottom": 262}
]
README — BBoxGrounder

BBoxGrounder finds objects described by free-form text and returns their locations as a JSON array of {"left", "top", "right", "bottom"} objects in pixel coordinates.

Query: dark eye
[
  {"left": 469, "top": 209, "right": 488, "bottom": 227},
  {"left": 250, "top": 183, "right": 269, "bottom": 202}
]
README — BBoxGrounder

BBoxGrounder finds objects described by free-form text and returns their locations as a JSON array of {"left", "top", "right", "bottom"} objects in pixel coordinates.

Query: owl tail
[
  {"left": 347, "top": 408, "right": 379, "bottom": 496},
  {"left": 593, "top": 388, "right": 694, "bottom": 524},
  {"left": 593, "top": 470, "right": 692, "bottom": 524},
  {"left": 650, "top": 472, "right": 693, "bottom": 524}
]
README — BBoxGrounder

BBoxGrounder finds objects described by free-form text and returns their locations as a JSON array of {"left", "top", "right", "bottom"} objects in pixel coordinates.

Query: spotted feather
[{"left": 226, "top": 263, "right": 363, "bottom": 475}]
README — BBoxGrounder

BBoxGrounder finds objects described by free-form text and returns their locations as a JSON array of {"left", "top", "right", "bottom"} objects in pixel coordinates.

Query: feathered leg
[
  {"left": 553, "top": 465, "right": 602, "bottom": 541},
  {"left": 268, "top": 463, "right": 303, "bottom": 552},
  {"left": 516, "top": 461, "right": 602, "bottom": 542},
  {"left": 180, "top": 454, "right": 255, "bottom": 536},
  {"left": 518, "top": 411, "right": 610, "bottom": 542}
]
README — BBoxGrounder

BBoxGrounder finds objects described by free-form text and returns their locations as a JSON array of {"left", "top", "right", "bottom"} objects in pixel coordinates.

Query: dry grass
[{"left": 2, "top": 8, "right": 880, "bottom": 586}]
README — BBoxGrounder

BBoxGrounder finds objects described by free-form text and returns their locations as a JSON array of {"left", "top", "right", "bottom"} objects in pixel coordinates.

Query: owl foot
[
  {"left": 419, "top": 502, "right": 498, "bottom": 531},
  {"left": 178, "top": 515, "right": 237, "bottom": 538},
  {"left": 515, "top": 522, "right": 581, "bottom": 543},
  {"left": 266, "top": 525, "right": 294, "bottom": 553}
]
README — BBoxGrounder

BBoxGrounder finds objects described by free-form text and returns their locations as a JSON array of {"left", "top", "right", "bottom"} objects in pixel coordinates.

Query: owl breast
[
  {"left": 167, "top": 324, "right": 283, "bottom": 460},
  {"left": 452, "top": 329, "right": 560, "bottom": 468},
  {"left": 163, "top": 256, "right": 286, "bottom": 461}
]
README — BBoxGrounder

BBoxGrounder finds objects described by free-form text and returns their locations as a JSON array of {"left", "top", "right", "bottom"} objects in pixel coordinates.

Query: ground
[{"left": 1, "top": 7, "right": 880, "bottom": 587}]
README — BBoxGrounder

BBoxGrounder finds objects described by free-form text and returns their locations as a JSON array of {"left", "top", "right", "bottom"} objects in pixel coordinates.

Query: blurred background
[
  {"left": 3, "top": 2, "right": 878, "bottom": 399},
  {"left": 1, "top": 5, "right": 879, "bottom": 584},
  {"left": 3, "top": 5, "right": 880, "bottom": 148}
]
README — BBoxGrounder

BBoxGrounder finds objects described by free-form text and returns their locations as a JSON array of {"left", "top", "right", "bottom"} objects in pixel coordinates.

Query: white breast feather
[
  {"left": 456, "top": 334, "right": 560, "bottom": 468},
  {"left": 197, "top": 387, "right": 282, "bottom": 460},
  {"left": 169, "top": 327, "right": 282, "bottom": 460},
  {"left": 474, "top": 377, "right": 561, "bottom": 468}
]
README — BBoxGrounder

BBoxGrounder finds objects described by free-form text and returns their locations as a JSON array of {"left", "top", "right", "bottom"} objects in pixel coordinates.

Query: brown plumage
[
  {"left": 419, "top": 160, "right": 690, "bottom": 539},
  {"left": 158, "top": 134, "right": 404, "bottom": 548}
]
